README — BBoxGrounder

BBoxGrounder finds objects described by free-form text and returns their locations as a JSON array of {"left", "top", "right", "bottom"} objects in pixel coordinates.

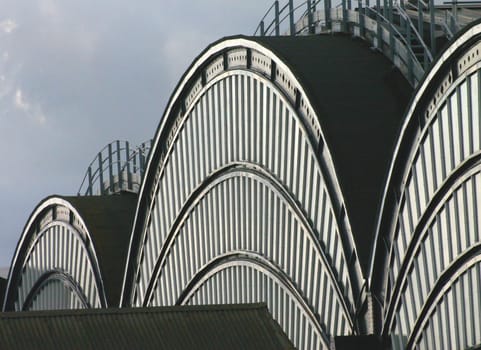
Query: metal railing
[
  {"left": 77, "top": 140, "right": 152, "bottom": 196},
  {"left": 254, "top": 0, "right": 324, "bottom": 36},
  {"left": 255, "top": 0, "right": 481, "bottom": 86}
]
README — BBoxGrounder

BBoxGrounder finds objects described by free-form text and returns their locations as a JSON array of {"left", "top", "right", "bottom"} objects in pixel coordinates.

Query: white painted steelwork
[
  {"left": 121, "top": 38, "right": 365, "bottom": 348},
  {"left": 3, "top": 197, "right": 106, "bottom": 311},
  {"left": 371, "top": 21, "right": 481, "bottom": 349}
]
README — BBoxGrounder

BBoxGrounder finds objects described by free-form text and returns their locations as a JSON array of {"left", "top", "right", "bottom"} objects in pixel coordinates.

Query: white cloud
[
  {"left": 13, "top": 88, "right": 47, "bottom": 125},
  {"left": 14, "top": 89, "right": 30, "bottom": 111},
  {"left": 0, "top": 19, "right": 17, "bottom": 34}
]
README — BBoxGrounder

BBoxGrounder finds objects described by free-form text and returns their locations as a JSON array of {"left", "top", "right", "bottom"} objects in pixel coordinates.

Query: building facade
[{"left": 4, "top": 2, "right": 481, "bottom": 349}]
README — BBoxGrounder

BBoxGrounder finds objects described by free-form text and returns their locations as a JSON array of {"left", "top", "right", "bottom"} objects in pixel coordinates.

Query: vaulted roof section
[{"left": 252, "top": 34, "right": 412, "bottom": 271}]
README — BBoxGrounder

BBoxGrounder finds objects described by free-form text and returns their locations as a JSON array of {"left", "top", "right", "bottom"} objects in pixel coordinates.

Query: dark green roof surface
[
  {"left": 0, "top": 303, "right": 294, "bottom": 350},
  {"left": 252, "top": 34, "right": 412, "bottom": 271},
  {"left": 62, "top": 192, "right": 137, "bottom": 307}
]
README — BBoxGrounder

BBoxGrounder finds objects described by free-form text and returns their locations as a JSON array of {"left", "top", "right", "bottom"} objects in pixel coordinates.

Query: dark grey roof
[
  {"left": 0, "top": 277, "right": 6, "bottom": 308},
  {"left": 251, "top": 34, "right": 412, "bottom": 271},
  {"left": 63, "top": 192, "right": 137, "bottom": 307},
  {"left": 0, "top": 303, "right": 294, "bottom": 350}
]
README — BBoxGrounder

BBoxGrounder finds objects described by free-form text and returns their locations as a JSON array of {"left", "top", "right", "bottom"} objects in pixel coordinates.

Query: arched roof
[
  {"left": 4, "top": 192, "right": 137, "bottom": 310},
  {"left": 125, "top": 33, "right": 412, "bottom": 288},
  {"left": 120, "top": 34, "right": 414, "bottom": 343},
  {"left": 252, "top": 34, "right": 412, "bottom": 270},
  {"left": 367, "top": 18, "right": 481, "bottom": 341},
  {"left": 370, "top": 18, "right": 481, "bottom": 294}
]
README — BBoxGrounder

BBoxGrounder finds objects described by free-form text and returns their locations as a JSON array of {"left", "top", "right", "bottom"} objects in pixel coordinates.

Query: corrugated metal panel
[
  {"left": 253, "top": 34, "right": 412, "bottom": 272},
  {"left": 0, "top": 303, "right": 295, "bottom": 350}
]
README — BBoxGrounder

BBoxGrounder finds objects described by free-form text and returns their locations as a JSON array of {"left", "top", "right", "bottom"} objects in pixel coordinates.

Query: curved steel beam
[
  {"left": 121, "top": 38, "right": 363, "bottom": 310},
  {"left": 3, "top": 197, "right": 107, "bottom": 311},
  {"left": 405, "top": 243, "right": 481, "bottom": 348},
  {"left": 22, "top": 269, "right": 91, "bottom": 311},
  {"left": 369, "top": 21, "right": 481, "bottom": 316},
  {"left": 383, "top": 151, "right": 481, "bottom": 333},
  {"left": 175, "top": 250, "right": 330, "bottom": 347},
  {"left": 141, "top": 161, "right": 355, "bottom": 330}
]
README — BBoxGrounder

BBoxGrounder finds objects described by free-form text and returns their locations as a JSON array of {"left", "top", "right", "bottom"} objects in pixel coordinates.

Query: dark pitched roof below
[
  {"left": 0, "top": 303, "right": 294, "bottom": 350},
  {"left": 251, "top": 34, "right": 413, "bottom": 271},
  {"left": 63, "top": 192, "right": 137, "bottom": 307}
]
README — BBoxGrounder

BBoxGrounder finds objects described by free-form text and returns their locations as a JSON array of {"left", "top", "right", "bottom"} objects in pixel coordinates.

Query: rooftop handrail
[
  {"left": 394, "top": 3, "right": 434, "bottom": 61},
  {"left": 364, "top": 6, "right": 409, "bottom": 47},
  {"left": 254, "top": 0, "right": 323, "bottom": 36},
  {"left": 277, "top": 1, "right": 316, "bottom": 34},
  {"left": 443, "top": 10, "right": 456, "bottom": 36},
  {"left": 262, "top": 2, "right": 291, "bottom": 35},
  {"left": 254, "top": 2, "right": 279, "bottom": 35},
  {"left": 77, "top": 140, "right": 152, "bottom": 196},
  {"left": 255, "top": 0, "right": 481, "bottom": 86}
]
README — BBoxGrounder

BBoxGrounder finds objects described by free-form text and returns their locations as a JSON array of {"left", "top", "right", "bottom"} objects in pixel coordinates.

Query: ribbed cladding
[
  {"left": 0, "top": 304, "right": 294, "bottom": 350},
  {"left": 123, "top": 35, "right": 367, "bottom": 314},
  {"left": 369, "top": 19, "right": 481, "bottom": 339},
  {"left": 131, "top": 68, "right": 358, "bottom": 316},
  {"left": 4, "top": 198, "right": 105, "bottom": 311},
  {"left": 252, "top": 34, "right": 413, "bottom": 272}
]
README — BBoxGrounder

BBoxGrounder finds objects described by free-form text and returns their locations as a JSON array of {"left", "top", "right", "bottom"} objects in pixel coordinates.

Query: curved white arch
[
  {"left": 382, "top": 156, "right": 481, "bottom": 347},
  {"left": 3, "top": 197, "right": 107, "bottom": 311},
  {"left": 371, "top": 22, "right": 481, "bottom": 278},
  {"left": 144, "top": 167, "right": 354, "bottom": 335},
  {"left": 181, "top": 252, "right": 331, "bottom": 350},
  {"left": 370, "top": 22, "right": 481, "bottom": 332},
  {"left": 121, "top": 37, "right": 366, "bottom": 344},
  {"left": 406, "top": 244, "right": 481, "bottom": 349},
  {"left": 22, "top": 270, "right": 91, "bottom": 310}
]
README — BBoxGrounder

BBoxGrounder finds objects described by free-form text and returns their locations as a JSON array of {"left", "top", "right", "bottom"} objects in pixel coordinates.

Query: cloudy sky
[{"left": 0, "top": 0, "right": 271, "bottom": 267}]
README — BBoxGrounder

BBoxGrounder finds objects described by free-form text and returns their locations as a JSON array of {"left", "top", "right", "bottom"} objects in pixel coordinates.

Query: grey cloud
[{"left": 0, "top": 0, "right": 269, "bottom": 267}]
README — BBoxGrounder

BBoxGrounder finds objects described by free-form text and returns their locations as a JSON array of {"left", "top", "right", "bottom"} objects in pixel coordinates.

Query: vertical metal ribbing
[
  {"left": 451, "top": 1, "right": 457, "bottom": 33},
  {"left": 407, "top": 23, "right": 414, "bottom": 86},
  {"left": 133, "top": 148, "right": 138, "bottom": 174},
  {"left": 359, "top": 0, "right": 365, "bottom": 37},
  {"left": 275, "top": 1, "right": 280, "bottom": 36},
  {"left": 389, "top": 0, "right": 394, "bottom": 61},
  {"left": 126, "top": 141, "right": 132, "bottom": 191},
  {"left": 108, "top": 143, "right": 114, "bottom": 193},
  {"left": 429, "top": 0, "right": 436, "bottom": 56},
  {"left": 376, "top": 0, "right": 382, "bottom": 49},
  {"left": 98, "top": 152, "right": 104, "bottom": 194},
  {"left": 324, "top": 0, "right": 331, "bottom": 30},
  {"left": 399, "top": 0, "right": 406, "bottom": 36},
  {"left": 140, "top": 147, "right": 146, "bottom": 177},
  {"left": 116, "top": 140, "right": 122, "bottom": 191},
  {"left": 417, "top": 0, "right": 426, "bottom": 68},
  {"left": 307, "top": 0, "right": 314, "bottom": 34},
  {"left": 87, "top": 166, "right": 93, "bottom": 196},
  {"left": 289, "top": 0, "right": 295, "bottom": 35}
]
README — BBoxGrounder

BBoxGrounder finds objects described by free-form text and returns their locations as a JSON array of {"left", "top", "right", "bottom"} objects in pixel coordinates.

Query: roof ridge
[{"left": 0, "top": 303, "right": 269, "bottom": 319}]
